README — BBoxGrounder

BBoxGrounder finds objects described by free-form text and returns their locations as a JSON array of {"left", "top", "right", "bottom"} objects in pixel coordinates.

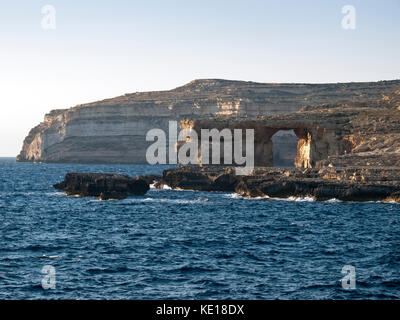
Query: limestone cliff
[
  {"left": 181, "top": 90, "right": 400, "bottom": 168},
  {"left": 17, "top": 79, "right": 400, "bottom": 163}
]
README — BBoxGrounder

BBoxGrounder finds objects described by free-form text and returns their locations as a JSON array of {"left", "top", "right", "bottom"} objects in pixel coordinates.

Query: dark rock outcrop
[
  {"left": 135, "top": 174, "right": 162, "bottom": 185},
  {"left": 160, "top": 166, "right": 239, "bottom": 192},
  {"left": 53, "top": 173, "right": 149, "bottom": 199},
  {"left": 235, "top": 176, "right": 399, "bottom": 202},
  {"left": 157, "top": 166, "right": 400, "bottom": 202},
  {"left": 98, "top": 191, "right": 127, "bottom": 201}
]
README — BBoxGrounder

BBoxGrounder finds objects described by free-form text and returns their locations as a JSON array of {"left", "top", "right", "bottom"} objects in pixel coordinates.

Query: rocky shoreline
[
  {"left": 54, "top": 167, "right": 400, "bottom": 203},
  {"left": 156, "top": 166, "right": 400, "bottom": 202}
]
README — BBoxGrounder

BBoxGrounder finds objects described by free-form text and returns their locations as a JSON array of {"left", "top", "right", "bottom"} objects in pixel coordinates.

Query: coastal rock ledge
[
  {"left": 53, "top": 173, "right": 150, "bottom": 200},
  {"left": 158, "top": 166, "right": 400, "bottom": 203},
  {"left": 54, "top": 167, "right": 400, "bottom": 202}
]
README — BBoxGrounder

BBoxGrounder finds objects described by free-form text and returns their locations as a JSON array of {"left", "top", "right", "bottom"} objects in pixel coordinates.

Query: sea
[{"left": 0, "top": 157, "right": 399, "bottom": 299}]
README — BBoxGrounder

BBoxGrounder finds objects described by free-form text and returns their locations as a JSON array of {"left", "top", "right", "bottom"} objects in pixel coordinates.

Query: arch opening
[{"left": 271, "top": 129, "right": 299, "bottom": 167}]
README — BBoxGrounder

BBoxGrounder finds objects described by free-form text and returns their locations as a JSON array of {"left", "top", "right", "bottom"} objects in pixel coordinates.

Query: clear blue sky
[{"left": 0, "top": 0, "right": 399, "bottom": 156}]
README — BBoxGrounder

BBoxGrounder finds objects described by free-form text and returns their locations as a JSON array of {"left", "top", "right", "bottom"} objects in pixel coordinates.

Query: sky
[{"left": 0, "top": 0, "right": 399, "bottom": 156}]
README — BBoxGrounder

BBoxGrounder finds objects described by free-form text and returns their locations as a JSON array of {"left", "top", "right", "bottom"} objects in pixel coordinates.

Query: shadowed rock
[
  {"left": 161, "top": 166, "right": 239, "bottom": 192},
  {"left": 53, "top": 173, "right": 149, "bottom": 199},
  {"left": 135, "top": 174, "right": 162, "bottom": 185},
  {"left": 157, "top": 166, "right": 400, "bottom": 202}
]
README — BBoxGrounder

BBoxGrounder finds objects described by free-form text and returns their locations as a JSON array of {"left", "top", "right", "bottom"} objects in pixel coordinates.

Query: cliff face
[
  {"left": 17, "top": 79, "right": 400, "bottom": 163},
  {"left": 311, "top": 91, "right": 400, "bottom": 167},
  {"left": 181, "top": 90, "right": 400, "bottom": 168}
]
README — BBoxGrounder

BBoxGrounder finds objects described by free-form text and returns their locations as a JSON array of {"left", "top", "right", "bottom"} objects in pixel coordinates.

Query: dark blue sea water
[{"left": 0, "top": 157, "right": 399, "bottom": 299}]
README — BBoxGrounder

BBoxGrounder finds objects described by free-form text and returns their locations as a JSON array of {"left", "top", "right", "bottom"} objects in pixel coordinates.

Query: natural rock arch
[
  {"left": 180, "top": 119, "right": 344, "bottom": 169},
  {"left": 252, "top": 125, "right": 341, "bottom": 168}
]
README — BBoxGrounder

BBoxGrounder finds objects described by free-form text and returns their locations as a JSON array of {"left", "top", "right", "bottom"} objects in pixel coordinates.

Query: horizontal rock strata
[
  {"left": 180, "top": 90, "right": 400, "bottom": 168},
  {"left": 18, "top": 79, "right": 400, "bottom": 164}
]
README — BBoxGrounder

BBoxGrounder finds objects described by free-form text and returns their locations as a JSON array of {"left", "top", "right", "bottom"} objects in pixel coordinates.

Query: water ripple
[{"left": 0, "top": 158, "right": 399, "bottom": 299}]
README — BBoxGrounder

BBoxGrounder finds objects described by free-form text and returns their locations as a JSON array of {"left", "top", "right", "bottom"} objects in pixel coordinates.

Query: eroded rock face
[
  {"left": 17, "top": 79, "right": 400, "bottom": 164},
  {"left": 53, "top": 173, "right": 149, "bottom": 199},
  {"left": 181, "top": 90, "right": 400, "bottom": 168},
  {"left": 181, "top": 118, "right": 344, "bottom": 168},
  {"left": 294, "top": 130, "right": 312, "bottom": 168}
]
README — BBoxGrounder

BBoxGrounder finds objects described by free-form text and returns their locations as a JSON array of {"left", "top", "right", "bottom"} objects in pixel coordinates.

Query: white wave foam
[
  {"left": 150, "top": 183, "right": 172, "bottom": 190},
  {"left": 325, "top": 198, "right": 342, "bottom": 203},
  {"left": 287, "top": 196, "right": 315, "bottom": 202},
  {"left": 40, "top": 254, "right": 61, "bottom": 259},
  {"left": 225, "top": 193, "right": 349, "bottom": 203},
  {"left": 46, "top": 192, "right": 65, "bottom": 196},
  {"left": 224, "top": 193, "right": 269, "bottom": 200},
  {"left": 127, "top": 197, "right": 208, "bottom": 205},
  {"left": 225, "top": 193, "right": 242, "bottom": 199}
]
